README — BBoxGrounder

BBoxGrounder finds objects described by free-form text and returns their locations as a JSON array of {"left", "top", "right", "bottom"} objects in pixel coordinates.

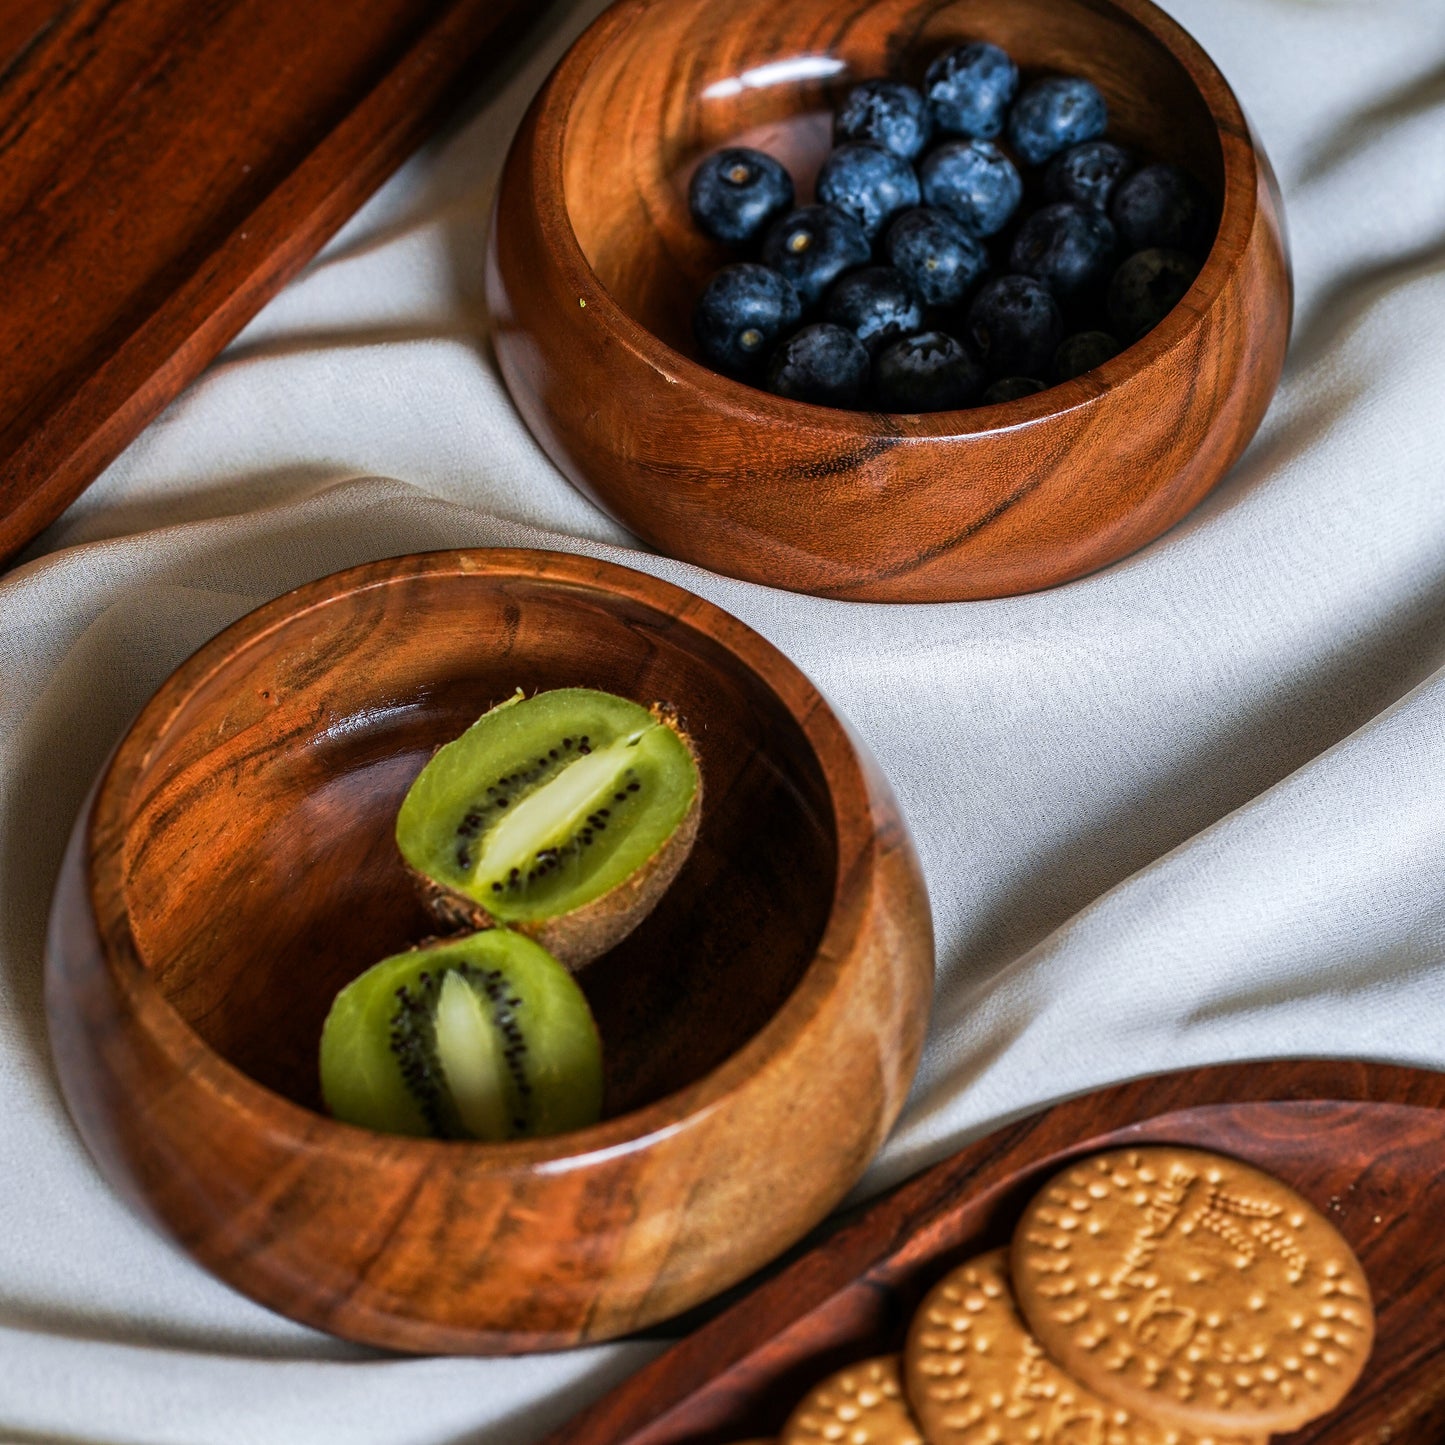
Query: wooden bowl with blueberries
[{"left": 487, "top": 0, "right": 1290, "bottom": 602}]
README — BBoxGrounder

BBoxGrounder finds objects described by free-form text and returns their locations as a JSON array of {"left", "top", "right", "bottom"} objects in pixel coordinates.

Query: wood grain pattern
[
  {"left": 544, "top": 1061, "right": 1445, "bottom": 1445},
  {"left": 0, "top": 0, "right": 533, "bottom": 566},
  {"left": 0, "top": 1, "right": 63, "bottom": 72},
  {"left": 43, "top": 549, "right": 935, "bottom": 1353},
  {"left": 487, "top": 0, "right": 1291, "bottom": 602}
]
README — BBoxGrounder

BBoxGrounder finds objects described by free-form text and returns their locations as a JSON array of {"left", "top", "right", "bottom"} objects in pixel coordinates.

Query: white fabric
[{"left": 4, "top": 0, "right": 1445, "bottom": 1437}]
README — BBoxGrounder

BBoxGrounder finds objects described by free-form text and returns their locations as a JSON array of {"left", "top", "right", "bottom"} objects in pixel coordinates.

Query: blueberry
[
  {"left": 965, "top": 275, "right": 1064, "bottom": 377},
  {"left": 1009, "top": 202, "right": 1116, "bottom": 297},
  {"left": 761, "top": 205, "right": 872, "bottom": 310},
  {"left": 688, "top": 148, "right": 795, "bottom": 247},
  {"left": 923, "top": 42, "right": 1018, "bottom": 139},
  {"left": 767, "top": 323, "right": 870, "bottom": 407},
  {"left": 1044, "top": 140, "right": 1135, "bottom": 212},
  {"left": 1054, "top": 330, "right": 1120, "bottom": 380},
  {"left": 834, "top": 80, "right": 933, "bottom": 161},
  {"left": 875, "top": 330, "right": 985, "bottom": 412},
  {"left": 816, "top": 143, "right": 921, "bottom": 241},
  {"left": 919, "top": 140, "right": 1022, "bottom": 237},
  {"left": 884, "top": 207, "right": 989, "bottom": 308},
  {"left": 1107, "top": 248, "right": 1200, "bottom": 340},
  {"left": 1111, "top": 162, "right": 1213, "bottom": 252},
  {"left": 824, "top": 267, "right": 924, "bottom": 353},
  {"left": 693, "top": 263, "right": 803, "bottom": 376},
  {"left": 983, "top": 376, "right": 1048, "bottom": 403},
  {"left": 1007, "top": 76, "right": 1108, "bottom": 167}
]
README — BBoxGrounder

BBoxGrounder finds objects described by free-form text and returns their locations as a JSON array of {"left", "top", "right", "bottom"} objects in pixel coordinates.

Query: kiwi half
[
  {"left": 319, "top": 931, "right": 603, "bottom": 1141},
  {"left": 396, "top": 688, "right": 702, "bottom": 967}
]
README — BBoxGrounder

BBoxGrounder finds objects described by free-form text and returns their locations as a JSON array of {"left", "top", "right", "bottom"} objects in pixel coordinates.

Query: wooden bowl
[
  {"left": 486, "top": 0, "right": 1290, "bottom": 602},
  {"left": 545, "top": 1060, "right": 1445, "bottom": 1444},
  {"left": 43, "top": 549, "right": 934, "bottom": 1354}
]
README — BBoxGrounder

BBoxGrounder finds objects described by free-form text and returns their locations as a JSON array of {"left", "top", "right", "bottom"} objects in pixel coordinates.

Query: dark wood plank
[
  {"left": 543, "top": 1060, "right": 1445, "bottom": 1445},
  {"left": 0, "top": 0, "right": 533, "bottom": 564}
]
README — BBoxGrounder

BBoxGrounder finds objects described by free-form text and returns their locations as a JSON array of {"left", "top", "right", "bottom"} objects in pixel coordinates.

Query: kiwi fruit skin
[
  {"left": 319, "top": 931, "right": 603, "bottom": 1142},
  {"left": 397, "top": 688, "right": 702, "bottom": 969}
]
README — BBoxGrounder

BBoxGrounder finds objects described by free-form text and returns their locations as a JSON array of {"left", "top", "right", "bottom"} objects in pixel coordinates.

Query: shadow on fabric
[{"left": 1295, "top": 57, "right": 1445, "bottom": 186}]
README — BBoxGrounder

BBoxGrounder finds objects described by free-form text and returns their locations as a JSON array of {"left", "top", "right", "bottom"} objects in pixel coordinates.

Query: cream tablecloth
[{"left": 3, "top": 0, "right": 1445, "bottom": 1438}]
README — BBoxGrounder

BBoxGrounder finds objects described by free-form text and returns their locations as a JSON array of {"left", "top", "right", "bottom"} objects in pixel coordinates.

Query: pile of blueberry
[{"left": 688, "top": 42, "right": 1213, "bottom": 411}]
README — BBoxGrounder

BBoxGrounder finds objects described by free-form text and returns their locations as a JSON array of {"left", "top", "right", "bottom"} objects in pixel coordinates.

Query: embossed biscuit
[
  {"left": 781, "top": 1355, "right": 924, "bottom": 1445},
  {"left": 902, "top": 1249, "right": 1259, "bottom": 1445},
  {"left": 1012, "top": 1147, "right": 1375, "bottom": 1434}
]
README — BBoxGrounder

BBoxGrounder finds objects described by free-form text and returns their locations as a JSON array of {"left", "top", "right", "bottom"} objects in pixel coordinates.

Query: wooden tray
[
  {"left": 545, "top": 1060, "right": 1445, "bottom": 1444},
  {"left": 0, "top": 0, "right": 533, "bottom": 565}
]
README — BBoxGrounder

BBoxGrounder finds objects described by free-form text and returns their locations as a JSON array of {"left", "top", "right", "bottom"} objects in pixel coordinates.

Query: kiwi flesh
[
  {"left": 396, "top": 688, "right": 702, "bottom": 967},
  {"left": 319, "top": 931, "right": 603, "bottom": 1141}
]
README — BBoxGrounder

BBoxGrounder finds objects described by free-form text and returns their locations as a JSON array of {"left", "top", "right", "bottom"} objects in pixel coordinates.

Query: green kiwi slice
[
  {"left": 396, "top": 688, "right": 702, "bottom": 966},
  {"left": 319, "top": 931, "right": 603, "bottom": 1141}
]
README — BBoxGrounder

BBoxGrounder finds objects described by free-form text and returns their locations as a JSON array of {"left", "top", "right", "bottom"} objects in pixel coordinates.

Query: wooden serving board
[
  {"left": 0, "top": 0, "right": 533, "bottom": 565},
  {"left": 545, "top": 1060, "right": 1445, "bottom": 1445}
]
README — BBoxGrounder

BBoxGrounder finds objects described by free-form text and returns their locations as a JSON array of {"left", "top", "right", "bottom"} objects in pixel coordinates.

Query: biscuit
[
  {"left": 1012, "top": 1146, "right": 1374, "bottom": 1434},
  {"left": 781, "top": 1354, "right": 924, "bottom": 1445},
  {"left": 903, "top": 1249, "right": 1259, "bottom": 1445}
]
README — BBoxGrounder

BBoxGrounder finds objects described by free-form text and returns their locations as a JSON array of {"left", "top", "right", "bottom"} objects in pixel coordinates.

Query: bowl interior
[
  {"left": 114, "top": 568, "right": 837, "bottom": 1120},
  {"left": 563, "top": 0, "right": 1225, "bottom": 362}
]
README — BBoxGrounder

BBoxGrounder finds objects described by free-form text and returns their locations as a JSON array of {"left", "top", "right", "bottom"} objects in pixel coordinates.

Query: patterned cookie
[
  {"left": 781, "top": 1355, "right": 924, "bottom": 1445},
  {"left": 903, "top": 1249, "right": 1259, "bottom": 1445},
  {"left": 1012, "top": 1147, "right": 1374, "bottom": 1434}
]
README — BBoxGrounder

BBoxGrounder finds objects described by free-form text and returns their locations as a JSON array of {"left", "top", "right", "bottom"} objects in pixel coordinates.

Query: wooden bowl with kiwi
[
  {"left": 43, "top": 549, "right": 934, "bottom": 1354},
  {"left": 487, "top": 0, "right": 1290, "bottom": 602}
]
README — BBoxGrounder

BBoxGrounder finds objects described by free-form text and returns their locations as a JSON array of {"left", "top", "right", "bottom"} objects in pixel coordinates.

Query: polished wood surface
[
  {"left": 488, "top": 0, "right": 1291, "bottom": 602},
  {"left": 43, "top": 549, "right": 934, "bottom": 1353},
  {"left": 0, "top": 0, "right": 533, "bottom": 567},
  {"left": 545, "top": 1060, "right": 1445, "bottom": 1444}
]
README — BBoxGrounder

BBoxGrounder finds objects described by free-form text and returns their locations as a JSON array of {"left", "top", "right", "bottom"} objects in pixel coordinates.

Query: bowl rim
[
  {"left": 83, "top": 547, "right": 901, "bottom": 1169},
  {"left": 526, "top": 0, "right": 1263, "bottom": 436}
]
